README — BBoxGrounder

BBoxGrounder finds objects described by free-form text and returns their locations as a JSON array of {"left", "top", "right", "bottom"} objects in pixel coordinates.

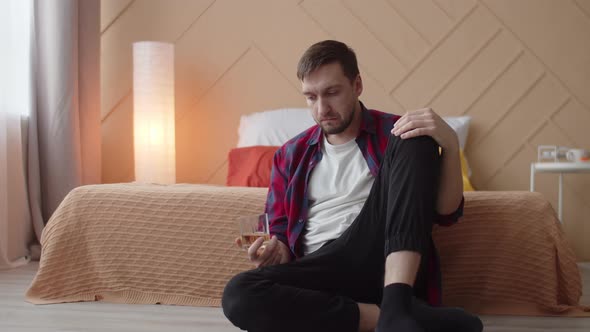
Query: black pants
[{"left": 223, "top": 135, "right": 475, "bottom": 332}]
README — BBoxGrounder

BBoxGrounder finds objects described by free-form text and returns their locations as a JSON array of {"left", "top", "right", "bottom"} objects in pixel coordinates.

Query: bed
[{"left": 26, "top": 108, "right": 590, "bottom": 318}]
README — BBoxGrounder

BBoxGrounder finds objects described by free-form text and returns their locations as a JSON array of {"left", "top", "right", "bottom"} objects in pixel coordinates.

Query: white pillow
[
  {"left": 237, "top": 108, "right": 316, "bottom": 147},
  {"left": 237, "top": 108, "right": 471, "bottom": 149},
  {"left": 443, "top": 116, "right": 471, "bottom": 150}
]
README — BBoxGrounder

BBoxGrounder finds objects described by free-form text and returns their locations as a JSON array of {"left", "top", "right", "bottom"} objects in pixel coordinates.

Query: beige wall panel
[
  {"left": 248, "top": 1, "right": 331, "bottom": 89},
  {"left": 101, "top": 1, "right": 590, "bottom": 259},
  {"left": 434, "top": 0, "right": 476, "bottom": 20},
  {"left": 466, "top": 53, "right": 544, "bottom": 149},
  {"left": 301, "top": 0, "right": 406, "bottom": 90},
  {"left": 483, "top": 0, "right": 590, "bottom": 107},
  {"left": 553, "top": 100, "right": 590, "bottom": 151},
  {"left": 392, "top": 6, "right": 499, "bottom": 109},
  {"left": 430, "top": 31, "right": 521, "bottom": 116},
  {"left": 577, "top": 0, "right": 590, "bottom": 16},
  {"left": 206, "top": 161, "right": 230, "bottom": 186},
  {"left": 389, "top": 0, "right": 453, "bottom": 44},
  {"left": 485, "top": 145, "right": 535, "bottom": 192},
  {"left": 342, "top": 0, "right": 430, "bottom": 68},
  {"left": 175, "top": 44, "right": 251, "bottom": 125},
  {"left": 470, "top": 75, "right": 569, "bottom": 185},
  {"left": 101, "top": 0, "right": 214, "bottom": 118},
  {"left": 359, "top": 72, "right": 405, "bottom": 115},
  {"left": 174, "top": 1, "right": 253, "bottom": 122},
  {"left": 101, "top": 0, "right": 133, "bottom": 33},
  {"left": 176, "top": 47, "right": 305, "bottom": 184},
  {"left": 101, "top": 95, "right": 134, "bottom": 184}
]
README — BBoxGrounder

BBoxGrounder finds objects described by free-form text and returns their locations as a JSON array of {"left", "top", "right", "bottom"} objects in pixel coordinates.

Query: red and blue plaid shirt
[{"left": 264, "top": 102, "right": 464, "bottom": 305}]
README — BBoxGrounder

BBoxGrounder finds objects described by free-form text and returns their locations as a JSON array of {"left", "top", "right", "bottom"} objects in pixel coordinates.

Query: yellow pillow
[{"left": 460, "top": 149, "right": 475, "bottom": 191}]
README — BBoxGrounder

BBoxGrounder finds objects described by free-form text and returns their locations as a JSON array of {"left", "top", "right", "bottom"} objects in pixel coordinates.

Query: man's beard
[{"left": 320, "top": 106, "right": 355, "bottom": 135}]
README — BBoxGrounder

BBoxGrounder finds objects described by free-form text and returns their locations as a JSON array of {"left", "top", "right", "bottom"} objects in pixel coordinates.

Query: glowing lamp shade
[{"left": 133, "top": 41, "right": 175, "bottom": 184}]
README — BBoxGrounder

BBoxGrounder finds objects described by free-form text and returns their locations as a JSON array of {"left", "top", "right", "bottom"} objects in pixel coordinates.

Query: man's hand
[
  {"left": 393, "top": 108, "right": 464, "bottom": 214},
  {"left": 391, "top": 108, "right": 459, "bottom": 152},
  {"left": 234, "top": 235, "right": 291, "bottom": 268}
]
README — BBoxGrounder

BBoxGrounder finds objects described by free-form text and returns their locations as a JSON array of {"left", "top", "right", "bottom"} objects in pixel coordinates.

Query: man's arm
[
  {"left": 436, "top": 139, "right": 463, "bottom": 215},
  {"left": 243, "top": 149, "right": 292, "bottom": 267},
  {"left": 265, "top": 149, "right": 290, "bottom": 247},
  {"left": 391, "top": 107, "right": 464, "bottom": 216}
]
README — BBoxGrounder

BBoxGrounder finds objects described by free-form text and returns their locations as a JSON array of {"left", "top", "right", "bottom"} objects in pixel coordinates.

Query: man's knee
[
  {"left": 222, "top": 272, "right": 253, "bottom": 326},
  {"left": 222, "top": 271, "right": 266, "bottom": 328},
  {"left": 390, "top": 135, "right": 438, "bottom": 157},
  {"left": 384, "top": 135, "right": 440, "bottom": 179}
]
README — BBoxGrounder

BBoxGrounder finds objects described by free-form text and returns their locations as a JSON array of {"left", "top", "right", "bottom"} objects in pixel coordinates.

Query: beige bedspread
[{"left": 26, "top": 184, "right": 589, "bottom": 316}]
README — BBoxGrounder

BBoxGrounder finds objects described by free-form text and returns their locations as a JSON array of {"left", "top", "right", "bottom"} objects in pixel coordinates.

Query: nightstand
[{"left": 530, "top": 162, "right": 590, "bottom": 223}]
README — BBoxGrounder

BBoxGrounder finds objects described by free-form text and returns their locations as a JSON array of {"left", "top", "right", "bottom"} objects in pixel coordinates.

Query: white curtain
[
  {"left": 0, "top": 0, "right": 101, "bottom": 270},
  {"left": 0, "top": 0, "right": 35, "bottom": 269}
]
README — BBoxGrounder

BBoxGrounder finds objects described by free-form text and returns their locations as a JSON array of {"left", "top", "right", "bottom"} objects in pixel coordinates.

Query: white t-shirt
[{"left": 302, "top": 135, "right": 375, "bottom": 255}]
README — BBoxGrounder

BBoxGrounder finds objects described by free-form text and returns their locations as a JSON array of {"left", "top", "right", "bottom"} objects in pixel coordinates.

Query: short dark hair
[{"left": 296, "top": 40, "right": 359, "bottom": 82}]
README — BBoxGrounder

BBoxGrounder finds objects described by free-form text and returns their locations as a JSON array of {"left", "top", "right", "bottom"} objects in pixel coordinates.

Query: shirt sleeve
[
  {"left": 434, "top": 195, "right": 464, "bottom": 226},
  {"left": 264, "top": 149, "right": 291, "bottom": 251}
]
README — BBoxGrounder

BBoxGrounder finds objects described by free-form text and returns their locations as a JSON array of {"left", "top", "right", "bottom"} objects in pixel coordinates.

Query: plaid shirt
[{"left": 264, "top": 102, "right": 464, "bottom": 305}]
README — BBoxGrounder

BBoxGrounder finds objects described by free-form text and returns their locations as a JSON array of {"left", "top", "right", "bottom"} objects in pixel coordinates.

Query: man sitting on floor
[{"left": 222, "top": 40, "right": 483, "bottom": 332}]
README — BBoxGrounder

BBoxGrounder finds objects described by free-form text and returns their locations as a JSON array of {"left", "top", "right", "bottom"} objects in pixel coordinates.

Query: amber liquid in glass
[{"left": 241, "top": 232, "right": 271, "bottom": 248}]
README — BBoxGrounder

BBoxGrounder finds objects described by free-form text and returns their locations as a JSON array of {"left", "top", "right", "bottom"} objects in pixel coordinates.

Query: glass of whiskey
[{"left": 237, "top": 213, "right": 270, "bottom": 250}]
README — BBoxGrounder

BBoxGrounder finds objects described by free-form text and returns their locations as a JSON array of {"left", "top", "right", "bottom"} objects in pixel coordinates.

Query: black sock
[
  {"left": 376, "top": 283, "right": 423, "bottom": 332},
  {"left": 411, "top": 299, "right": 483, "bottom": 332}
]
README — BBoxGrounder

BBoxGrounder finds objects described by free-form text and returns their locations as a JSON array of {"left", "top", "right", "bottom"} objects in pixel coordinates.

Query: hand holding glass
[{"left": 237, "top": 213, "right": 270, "bottom": 250}]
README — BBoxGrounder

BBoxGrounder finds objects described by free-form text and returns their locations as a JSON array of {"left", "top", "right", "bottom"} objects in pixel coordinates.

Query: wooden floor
[{"left": 1, "top": 262, "right": 589, "bottom": 331}]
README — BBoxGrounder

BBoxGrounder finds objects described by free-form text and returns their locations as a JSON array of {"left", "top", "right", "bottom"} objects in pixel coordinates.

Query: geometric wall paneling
[
  {"left": 391, "top": 0, "right": 456, "bottom": 45},
  {"left": 101, "top": 94, "right": 134, "bottom": 183},
  {"left": 249, "top": 1, "right": 333, "bottom": 90},
  {"left": 553, "top": 100, "right": 590, "bottom": 155},
  {"left": 301, "top": 0, "right": 408, "bottom": 91},
  {"left": 482, "top": 0, "right": 590, "bottom": 107},
  {"left": 429, "top": 30, "right": 522, "bottom": 117},
  {"left": 176, "top": 46, "right": 306, "bottom": 184},
  {"left": 392, "top": 5, "right": 500, "bottom": 109},
  {"left": 342, "top": 0, "right": 432, "bottom": 69},
  {"left": 469, "top": 75, "right": 570, "bottom": 187},
  {"left": 101, "top": 0, "right": 590, "bottom": 259},
  {"left": 101, "top": 0, "right": 215, "bottom": 119},
  {"left": 432, "top": 0, "right": 477, "bottom": 21},
  {"left": 576, "top": 0, "right": 590, "bottom": 16},
  {"left": 465, "top": 53, "right": 545, "bottom": 149},
  {"left": 100, "top": 0, "right": 134, "bottom": 33}
]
